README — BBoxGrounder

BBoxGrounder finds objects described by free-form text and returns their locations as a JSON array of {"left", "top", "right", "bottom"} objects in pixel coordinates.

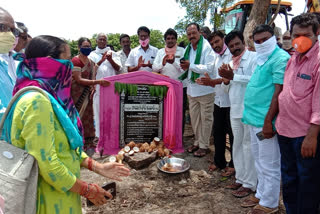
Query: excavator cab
[{"left": 221, "top": 0, "right": 292, "bottom": 34}]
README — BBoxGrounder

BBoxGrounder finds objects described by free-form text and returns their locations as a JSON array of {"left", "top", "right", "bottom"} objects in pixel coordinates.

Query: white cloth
[
  {"left": 186, "top": 39, "right": 215, "bottom": 97},
  {"left": 249, "top": 125, "right": 281, "bottom": 209},
  {"left": 254, "top": 36, "right": 277, "bottom": 66},
  {"left": 125, "top": 45, "right": 158, "bottom": 72},
  {"left": 221, "top": 50, "right": 257, "bottom": 119},
  {"left": 0, "top": 53, "right": 16, "bottom": 83},
  {"left": 231, "top": 118, "right": 257, "bottom": 190},
  {"left": 152, "top": 47, "right": 186, "bottom": 86},
  {"left": 117, "top": 49, "right": 129, "bottom": 74},
  {"left": 93, "top": 50, "right": 122, "bottom": 138},
  {"left": 213, "top": 48, "right": 232, "bottom": 108},
  {"left": 88, "top": 47, "right": 111, "bottom": 63}
]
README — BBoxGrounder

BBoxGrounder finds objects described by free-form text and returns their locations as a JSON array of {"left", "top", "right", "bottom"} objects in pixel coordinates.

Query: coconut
[
  {"left": 124, "top": 146, "right": 131, "bottom": 153},
  {"left": 154, "top": 137, "right": 160, "bottom": 143},
  {"left": 133, "top": 147, "right": 139, "bottom": 153},
  {"left": 109, "top": 156, "right": 117, "bottom": 162},
  {"left": 128, "top": 150, "right": 135, "bottom": 156},
  {"left": 128, "top": 141, "right": 136, "bottom": 149}
]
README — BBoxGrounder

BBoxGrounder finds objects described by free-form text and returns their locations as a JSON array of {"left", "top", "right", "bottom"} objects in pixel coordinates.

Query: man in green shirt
[{"left": 242, "top": 24, "right": 290, "bottom": 213}]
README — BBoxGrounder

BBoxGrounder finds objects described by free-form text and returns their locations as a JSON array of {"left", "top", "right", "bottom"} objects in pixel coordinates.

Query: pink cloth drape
[{"left": 154, "top": 81, "right": 176, "bottom": 150}]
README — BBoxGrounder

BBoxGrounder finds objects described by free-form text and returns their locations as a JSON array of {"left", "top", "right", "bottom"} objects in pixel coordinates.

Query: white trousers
[
  {"left": 249, "top": 125, "right": 281, "bottom": 209},
  {"left": 231, "top": 118, "right": 257, "bottom": 190}
]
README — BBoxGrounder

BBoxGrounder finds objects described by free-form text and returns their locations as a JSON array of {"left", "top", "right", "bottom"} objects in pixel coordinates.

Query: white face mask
[
  {"left": 254, "top": 35, "right": 277, "bottom": 66},
  {"left": 0, "top": 32, "right": 16, "bottom": 54}
]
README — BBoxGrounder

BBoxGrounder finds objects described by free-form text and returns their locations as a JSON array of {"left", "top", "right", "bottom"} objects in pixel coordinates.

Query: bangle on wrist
[{"left": 93, "top": 160, "right": 97, "bottom": 173}]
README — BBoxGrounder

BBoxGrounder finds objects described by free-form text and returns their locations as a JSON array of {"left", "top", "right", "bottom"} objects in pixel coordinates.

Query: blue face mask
[{"left": 80, "top": 47, "right": 92, "bottom": 56}]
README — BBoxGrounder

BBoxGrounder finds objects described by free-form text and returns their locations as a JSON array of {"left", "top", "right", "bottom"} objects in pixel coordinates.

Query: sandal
[
  {"left": 232, "top": 186, "right": 253, "bottom": 198},
  {"left": 241, "top": 196, "right": 260, "bottom": 208},
  {"left": 187, "top": 145, "right": 199, "bottom": 153},
  {"left": 247, "top": 205, "right": 278, "bottom": 214},
  {"left": 221, "top": 167, "right": 235, "bottom": 177},
  {"left": 208, "top": 164, "right": 218, "bottom": 172},
  {"left": 225, "top": 182, "right": 242, "bottom": 190},
  {"left": 193, "top": 148, "right": 210, "bottom": 157}
]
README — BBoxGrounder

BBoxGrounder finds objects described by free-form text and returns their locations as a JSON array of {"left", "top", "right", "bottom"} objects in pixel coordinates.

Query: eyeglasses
[{"left": 0, "top": 23, "right": 20, "bottom": 37}]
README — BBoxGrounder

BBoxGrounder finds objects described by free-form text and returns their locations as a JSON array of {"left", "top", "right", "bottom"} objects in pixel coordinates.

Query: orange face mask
[{"left": 292, "top": 36, "right": 313, "bottom": 53}]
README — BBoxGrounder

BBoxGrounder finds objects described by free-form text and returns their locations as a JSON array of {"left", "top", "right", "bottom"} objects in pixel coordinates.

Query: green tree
[{"left": 174, "top": 0, "right": 234, "bottom": 34}]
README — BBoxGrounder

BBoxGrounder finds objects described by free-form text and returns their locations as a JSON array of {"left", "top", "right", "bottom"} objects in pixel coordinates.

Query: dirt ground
[{"left": 81, "top": 123, "right": 286, "bottom": 214}]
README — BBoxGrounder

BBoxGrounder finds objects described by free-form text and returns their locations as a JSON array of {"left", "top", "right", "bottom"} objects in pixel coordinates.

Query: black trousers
[
  {"left": 213, "top": 104, "right": 234, "bottom": 169},
  {"left": 182, "top": 87, "right": 187, "bottom": 135}
]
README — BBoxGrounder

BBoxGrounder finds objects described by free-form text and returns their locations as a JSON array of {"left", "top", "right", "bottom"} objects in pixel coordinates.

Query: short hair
[
  {"left": 290, "top": 13, "right": 319, "bottom": 35},
  {"left": 137, "top": 26, "right": 150, "bottom": 36},
  {"left": 77, "top": 37, "right": 91, "bottom": 48},
  {"left": 208, "top": 31, "right": 225, "bottom": 42},
  {"left": 164, "top": 28, "right": 177, "bottom": 40},
  {"left": 201, "top": 26, "right": 211, "bottom": 35},
  {"left": 96, "top": 33, "right": 107, "bottom": 41},
  {"left": 119, "top": 34, "right": 130, "bottom": 43},
  {"left": 225, "top": 30, "right": 244, "bottom": 46},
  {"left": 313, "top": 12, "right": 320, "bottom": 24},
  {"left": 25, "top": 35, "right": 67, "bottom": 59},
  {"left": 252, "top": 24, "right": 274, "bottom": 39},
  {"left": 186, "top": 23, "right": 200, "bottom": 31},
  {"left": 16, "top": 22, "right": 28, "bottom": 33}
]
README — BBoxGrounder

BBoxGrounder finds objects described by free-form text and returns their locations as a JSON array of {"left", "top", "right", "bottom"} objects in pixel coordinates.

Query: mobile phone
[
  {"left": 86, "top": 182, "right": 116, "bottom": 206},
  {"left": 180, "top": 57, "right": 185, "bottom": 63},
  {"left": 256, "top": 131, "right": 265, "bottom": 141}
]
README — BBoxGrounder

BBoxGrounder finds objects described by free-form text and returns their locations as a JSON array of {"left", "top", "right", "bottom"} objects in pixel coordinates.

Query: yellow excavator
[
  {"left": 221, "top": 0, "right": 292, "bottom": 34},
  {"left": 306, "top": 0, "right": 320, "bottom": 12}
]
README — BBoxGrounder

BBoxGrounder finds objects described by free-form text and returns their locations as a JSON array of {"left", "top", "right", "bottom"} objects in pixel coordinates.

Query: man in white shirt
[
  {"left": 117, "top": 34, "right": 131, "bottom": 74},
  {"left": 89, "top": 33, "right": 122, "bottom": 138},
  {"left": 219, "top": 30, "right": 257, "bottom": 199},
  {"left": 153, "top": 28, "right": 187, "bottom": 134},
  {"left": 126, "top": 26, "right": 158, "bottom": 72},
  {"left": 180, "top": 23, "right": 215, "bottom": 157},
  {"left": 197, "top": 31, "right": 234, "bottom": 175}
]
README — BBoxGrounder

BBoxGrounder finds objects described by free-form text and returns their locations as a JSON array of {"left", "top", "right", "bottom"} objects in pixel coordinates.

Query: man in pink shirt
[{"left": 275, "top": 13, "right": 320, "bottom": 214}]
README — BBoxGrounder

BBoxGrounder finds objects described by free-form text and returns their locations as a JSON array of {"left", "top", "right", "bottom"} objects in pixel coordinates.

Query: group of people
[{"left": 0, "top": 5, "right": 319, "bottom": 214}]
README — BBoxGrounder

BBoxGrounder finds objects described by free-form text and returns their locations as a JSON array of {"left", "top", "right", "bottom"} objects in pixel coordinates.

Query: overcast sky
[{"left": 2, "top": 0, "right": 305, "bottom": 40}]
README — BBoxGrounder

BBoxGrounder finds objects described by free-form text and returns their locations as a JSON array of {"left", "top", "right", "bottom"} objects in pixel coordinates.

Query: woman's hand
[
  {"left": 87, "top": 183, "right": 112, "bottom": 206},
  {"left": 96, "top": 162, "right": 130, "bottom": 181},
  {"left": 98, "top": 79, "right": 111, "bottom": 87}
]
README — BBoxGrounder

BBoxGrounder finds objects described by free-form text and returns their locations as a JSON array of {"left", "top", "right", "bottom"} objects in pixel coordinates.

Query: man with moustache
[
  {"left": 126, "top": 26, "right": 158, "bottom": 72},
  {"left": 242, "top": 25, "right": 290, "bottom": 213},
  {"left": 196, "top": 30, "right": 234, "bottom": 176},
  {"left": 276, "top": 13, "right": 320, "bottom": 214},
  {"left": 0, "top": 7, "right": 19, "bottom": 121},
  {"left": 153, "top": 28, "right": 187, "bottom": 134},
  {"left": 180, "top": 23, "right": 215, "bottom": 157},
  {"left": 117, "top": 34, "right": 131, "bottom": 74},
  {"left": 218, "top": 30, "right": 257, "bottom": 200}
]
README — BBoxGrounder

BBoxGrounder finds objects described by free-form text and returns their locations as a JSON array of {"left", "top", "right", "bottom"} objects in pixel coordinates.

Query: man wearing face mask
[
  {"left": 275, "top": 13, "right": 320, "bottom": 214},
  {"left": 242, "top": 25, "right": 290, "bottom": 214},
  {"left": 0, "top": 7, "right": 19, "bottom": 121},
  {"left": 282, "top": 31, "right": 295, "bottom": 55},
  {"left": 196, "top": 30, "right": 235, "bottom": 176},
  {"left": 126, "top": 26, "right": 158, "bottom": 72}
]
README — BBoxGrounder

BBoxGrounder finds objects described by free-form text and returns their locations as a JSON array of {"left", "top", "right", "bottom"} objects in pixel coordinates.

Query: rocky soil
[{"left": 81, "top": 124, "right": 286, "bottom": 214}]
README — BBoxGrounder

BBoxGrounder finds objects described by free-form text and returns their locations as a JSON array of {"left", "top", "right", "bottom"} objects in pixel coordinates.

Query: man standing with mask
[
  {"left": 126, "top": 26, "right": 158, "bottom": 72},
  {"left": 0, "top": 7, "right": 18, "bottom": 120},
  {"left": 117, "top": 34, "right": 131, "bottom": 74},
  {"left": 89, "top": 33, "right": 121, "bottom": 139},
  {"left": 242, "top": 25, "right": 290, "bottom": 214},
  {"left": 196, "top": 30, "right": 235, "bottom": 175},
  {"left": 276, "top": 13, "right": 320, "bottom": 214},
  {"left": 180, "top": 23, "right": 215, "bottom": 157}
]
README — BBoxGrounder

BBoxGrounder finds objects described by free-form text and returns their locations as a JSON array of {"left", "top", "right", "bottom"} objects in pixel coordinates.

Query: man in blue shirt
[{"left": 0, "top": 7, "right": 18, "bottom": 120}]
